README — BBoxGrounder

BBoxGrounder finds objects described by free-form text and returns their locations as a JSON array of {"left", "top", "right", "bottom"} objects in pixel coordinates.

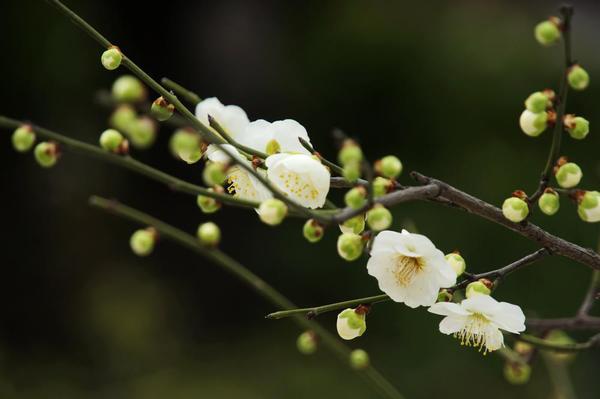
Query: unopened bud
[
  {"left": 504, "top": 362, "right": 531, "bottom": 385},
  {"left": 258, "top": 199, "right": 288, "bottom": 226},
  {"left": 170, "top": 128, "right": 204, "bottom": 164},
  {"left": 343, "top": 161, "right": 361, "bottom": 182},
  {"left": 373, "top": 177, "right": 393, "bottom": 198},
  {"left": 564, "top": 115, "right": 590, "bottom": 140},
  {"left": 110, "top": 104, "right": 137, "bottom": 132},
  {"left": 445, "top": 252, "right": 466, "bottom": 277},
  {"left": 350, "top": 349, "right": 370, "bottom": 370},
  {"left": 534, "top": 18, "right": 561, "bottom": 46},
  {"left": 197, "top": 222, "right": 221, "bottom": 246},
  {"left": 99, "top": 129, "right": 128, "bottom": 154},
  {"left": 519, "top": 110, "right": 548, "bottom": 137},
  {"left": 375, "top": 155, "right": 403, "bottom": 179},
  {"left": 34, "top": 141, "right": 59, "bottom": 168},
  {"left": 197, "top": 190, "right": 222, "bottom": 214},
  {"left": 303, "top": 219, "right": 324, "bottom": 243},
  {"left": 339, "top": 215, "right": 366, "bottom": 235},
  {"left": 130, "top": 228, "right": 156, "bottom": 256},
  {"left": 577, "top": 191, "right": 600, "bottom": 223},
  {"left": 344, "top": 186, "right": 367, "bottom": 209},
  {"left": 567, "top": 65, "right": 590, "bottom": 91},
  {"left": 336, "top": 308, "right": 366, "bottom": 340},
  {"left": 524, "top": 91, "right": 552, "bottom": 113},
  {"left": 112, "top": 75, "right": 147, "bottom": 103},
  {"left": 538, "top": 189, "right": 560, "bottom": 216},
  {"left": 338, "top": 140, "right": 363, "bottom": 166},
  {"left": 12, "top": 125, "right": 36, "bottom": 153},
  {"left": 437, "top": 289, "right": 453, "bottom": 302},
  {"left": 466, "top": 281, "right": 491, "bottom": 298},
  {"left": 203, "top": 161, "right": 227, "bottom": 187},
  {"left": 555, "top": 162, "right": 582, "bottom": 188},
  {"left": 127, "top": 117, "right": 157, "bottom": 149},
  {"left": 296, "top": 331, "right": 318, "bottom": 355},
  {"left": 502, "top": 197, "right": 529, "bottom": 223},
  {"left": 151, "top": 96, "right": 175, "bottom": 121},
  {"left": 101, "top": 47, "right": 122, "bottom": 70},
  {"left": 337, "top": 233, "right": 364, "bottom": 261},
  {"left": 366, "top": 204, "right": 393, "bottom": 231}
]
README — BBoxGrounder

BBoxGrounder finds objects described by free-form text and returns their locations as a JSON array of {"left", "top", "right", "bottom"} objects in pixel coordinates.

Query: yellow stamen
[{"left": 394, "top": 255, "right": 424, "bottom": 286}]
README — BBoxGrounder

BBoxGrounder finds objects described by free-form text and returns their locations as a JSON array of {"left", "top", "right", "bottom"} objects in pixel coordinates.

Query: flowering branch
[
  {"left": 161, "top": 77, "right": 202, "bottom": 106},
  {"left": 88, "top": 195, "right": 405, "bottom": 399}
]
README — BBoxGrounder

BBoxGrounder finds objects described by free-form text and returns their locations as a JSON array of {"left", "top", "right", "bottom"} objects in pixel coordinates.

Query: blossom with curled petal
[
  {"left": 366, "top": 230, "right": 456, "bottom": 308},
  {"left": 195, "top": 97, "right": 249, "bottom": 140},
  {"left": 428, "top": 294, "right": 526, "bottom": 354},
  {"left": 206, "top": 144, "right": 272, "bottom": 202},
  {"left": 238, "top": 119, "right": 312, "bottom": 155},
  {"left": 265, "top": 153, "right": 330, "bottom": 209}
]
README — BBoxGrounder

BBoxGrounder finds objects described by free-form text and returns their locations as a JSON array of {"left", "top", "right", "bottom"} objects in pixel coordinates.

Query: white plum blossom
[
  {"left": 428, "top": 294, "right": 526, "bottom": 354},
  {"left": 238, "top": 119, "right": 312, "bottom": 155},
  {"left": 195, "top": 97, "right": 250, "bottom": 140},
  {"left": 206, "top": 144, "right": 272, "bottom": 202},
  {"left": 366, "top": 230, "right": 456, "bottom": 308},
  {"left": 265, "top": 153, "right": 330, "bottom": 209}
]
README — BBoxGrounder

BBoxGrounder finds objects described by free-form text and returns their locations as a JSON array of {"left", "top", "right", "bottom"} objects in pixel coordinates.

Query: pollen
[
  {"left": 453, "top": 313, "right": 495, "bottom": 355},
  {"left": 394, "top": 255, "right": 425, "bottom": 286}
]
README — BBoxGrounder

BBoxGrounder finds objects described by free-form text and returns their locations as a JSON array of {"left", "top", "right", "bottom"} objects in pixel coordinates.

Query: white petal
[
  {"left": 485, "top": 327, "right": 505, "bottom": 352},
  {"left": 461, "top": 293, "right": 501, "bottom": 316},
  {"left": 370, "top": 231, "right": 405, "bottom": 255},
  {"left": 488, "top": 302, "right": 526, "bottom": 333},
  {"left": 206, "top": 144, "right": 243, "bottom": 163},
  {"left": 438, "top": 315, "right": 468, "bottom": 334},
  {"left": 393, "top": 231, "right": 436, "bottom": 258},
  {"left": 271, "top": 119, "right": 311, "bottom": 154},
  {"left": 195, "top": 97, "right": 249, "bottom": 139},
  {"left": 428, "top": 301, "right": 471, "bottom": 317}
]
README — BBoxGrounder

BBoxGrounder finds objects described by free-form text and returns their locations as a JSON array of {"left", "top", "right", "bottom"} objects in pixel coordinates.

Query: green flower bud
[
  {"left": 366, "top": 204, "right": 393, "bottom": 231},
  {"left": 197, "top": 222, "right": 221, "bottom": 246},
  {"left": 577, "top": 191, "right": 600, "bottom": 223},
  {"left": 127, "top": 117, "right": 157, "bottom": 149},
  {"left": 343, "top": 161, "right": 361, "bottom": 183},
  {"left": 170, "top": 128, "right": 204, "bottom": 164},
  {"left": 265, "top": 139, "right": 281, "bottom": 155},
  {"left": 524, "top": 91, "right": 551, "bottom": 113},
  {"left": 109, "top": 104, "right": 137, "bottom": 132},
  {"left": 303, "top": 219, "right": 324, "bottom": 243},
  {"left": 11, "top": 125, "right": 36, "bottom": 153},
  {"left": 466, "top": 281, "right": 491, "bottom": 298},
  {"left": 130, "top": 228, "right": 156, "bottom": 256},
  {"left": 338, "top": 141, "right": 363, "bottom": 166},
  {"left": 197, "top": 191, "right": 222, "bottom": 214},
  {"left": 101, "top": 47, "right": 122, "bottom": 70},
  {"left": 344, "top": 186, "right": 367, "bottom": 209},
  {"left": 112, "top": 75, "right": 147, "bottom": 103},
  {"left": 373, "top": 177, "right": 392, "bottom": 198},
  {"left": 151, "top": 96, "right": 175, "bottom": 121},
  {"left": 375, "top": 155, "right": 403, "bottom": 179},
  {"left": 519, "top": 110, "right": 548, "bottom": 137},
  {"left": 99, "top": 129, "right": 127, "bottom": 154},
  {"left": 538, "top": 190, "right": 560, "bottom": 216},
  {"left": 258, "top": 199, "right": 288, "bottom": 226},
  {"left": 534, "top": 19, "right": 561, "bottom": 46},
  {"left": 203, "top": 161, "right": 227, "bottom": 187},
  {"left": 445, "top": 252, "right": 466, "bottom": 277},
  {"left": 567, "top": 65, "right": 590, "bottom": 91},
  {"left": 339, "top": 214, "right": 366, "bottom": 235},
  {"left": 565, "top": 115, "right": 590, "bottom": 140},
  {"left": 34, "top": 142, "right": 59, "bottom": 168},
  {"left": 555, "top": 162, "right": 582, "bottom": 188},
  {"left": 504, "top": 362, "right": 531, "bottom": 385},
  {"left": 336, "top": 308, "right": 366, "bottom": 340},
  {"left": 350, "top": 349, "right": 370, "bottom": 370},
  {"left": 296, "top": 331, "right": 317, "bottom": 355},
  {"left": 437, "top": 289, "right": 453, "bottom": 303},
  {"left": 502, "top": 197, "right": 529, "bottom": 223},
  {"left": 337, "top": 233, "right": 364, "bottom": 261}
]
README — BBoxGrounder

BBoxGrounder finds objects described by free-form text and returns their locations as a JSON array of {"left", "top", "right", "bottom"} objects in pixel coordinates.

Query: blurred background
[{"left": 1, "top": 0, "right": 600, "bottom": 398}]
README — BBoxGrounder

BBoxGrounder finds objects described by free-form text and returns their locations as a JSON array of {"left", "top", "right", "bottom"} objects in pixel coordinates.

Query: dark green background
[{"left": 1, "top": 1, "right": 599, "bottom": 398}]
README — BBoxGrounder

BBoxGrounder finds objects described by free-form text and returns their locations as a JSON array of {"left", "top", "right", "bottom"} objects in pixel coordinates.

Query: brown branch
[{"left": 526, "top": 316, "right": 600, "bottom": 331}]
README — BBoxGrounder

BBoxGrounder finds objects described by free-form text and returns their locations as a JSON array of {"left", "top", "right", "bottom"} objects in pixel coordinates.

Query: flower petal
[
  {"left": 438, "top": 315, "right": 468, "bottom": 334},
  {"left": 428, "top": 301, "right": 471, "bottom": 317},
  {"left": 488, "top": 302, "right": 526, "bottom": 333}
]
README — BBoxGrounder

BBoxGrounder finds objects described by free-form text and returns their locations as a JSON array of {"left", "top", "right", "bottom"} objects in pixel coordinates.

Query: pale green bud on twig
[
  {"left": 502, "top": 192, "right": 529, "bottom": 223},
  {"left": 110, "top": 104, "right": 137, "bottom": 132},
  {"left": 336, "top": 307, "right": 367, "bottom": 340},
  {"left": 151, "top": 96, "right": 175, "bottom": 121},
  {"left": 524, "top": 90, "right": 553, "bottom": 113},
  {"left": 466, "top": 280, "right": 492, "bottom": 298},
  {"left": 577, "top": 190, "right": 600, "bottom": 223},
  {"left": 197, "top": 222, "right": 221, "bottom": 246},
  {"left": 12, "top": 125, "right": 36, "bottom": 153},
  {"left": 445, "top": 252, "right": 466, "bottom": 277},
  {"left": 373, "top": 177, "right": 393, "bottom": 198},
  {"left": 504, "top": 362, "right": 531, "bottom": 385},
  {"left": 519, "top": 109, "right": 549, "bottom": 137},
  {"left": 34, "top": 141, "right": 59, "bottom": 168},
  {"left": 567, "top": 64, "right": 590, "bottom": 91},
  {"left": 258, "top": 199, "right": 288, "bottom": 226},
  {"left": 170, "top": 128, "right": 205, "bottom": 164},
  {"left": 127, "top": 116, "right": 157, "bottom": 149},
  {"left": 338, "top": 139, "right": 363, "bottom": 166},
  {"left": 339, "top": 214, "right": 365, "bottom": 235},
  {"left": 554, "top": 158, "right": 582, "bottom": 188},
  {"left": 197, "top": 188, "right": 222, "bottom": 214},
  {"left": 296, "top": 331, "right": 318, "bottom": 355},
  {"left": 538, "top": 189, "right": 560, "bottom": 216},
  {"left": 375, "top": 155, "right": 403, "bottom": 179},
  {"left": 344, "top": 186, "right": 367, "bottom": 209},
  {"left": 303, "top": 219, "right": 324, "bottom": 243},
  {"left": 203, "top": 161, "right": 228, "bottom": 187},
  {"left": 337, "top": 233, "right": 364, "bottom": 261},
  {"left": 366, "top": 204, "right": 393, "bottom": 231},
  {"left": 437, "top": 289, "right": 453, "bottom": 303},
  {"left": 534, "top": 18, "right": 561, "bottom": 46},
  {"left": 99, "top": 129, "right": 128, "bottom": 154},
  {"left": 350, "top": 349, "right": 370, "bottom": 370},
  {"left": 101, "top": 47, "right": 122, "bottom": 70},
  {"left": 112, "top": 75, "right": 147, "bottom": 103},
  {"left": 564, "top": 114, "right": 589, "bottom": 140},
  {"left": 130, "top": 227, "right": 157, "bottom": 256},
  {"left": 343, "top": 161, "right": 361, "bottom": 183}
]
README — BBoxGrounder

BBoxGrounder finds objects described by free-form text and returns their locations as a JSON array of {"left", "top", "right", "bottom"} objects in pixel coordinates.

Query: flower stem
[
  {"left": 89, "top": 195, "right": 405, "bottom": 399},
  {"left": 161, "top": 77, "right": 202, "bottom": 106}
]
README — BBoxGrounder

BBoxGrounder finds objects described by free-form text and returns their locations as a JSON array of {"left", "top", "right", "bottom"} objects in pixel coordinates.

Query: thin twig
[
  {"left": 161, "top": 77, "right": 202, "bottom": 105},
  {"left": 577, "top": 270, "right": 600, "bottom": 316},
  {"left": 526, "top": 316, "right": 600, "bottom": 331},
  {"left": 517, "top": 332, "right": 600, "bottom": 352}
]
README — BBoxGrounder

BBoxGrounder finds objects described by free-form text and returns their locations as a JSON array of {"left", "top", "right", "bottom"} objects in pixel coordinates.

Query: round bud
[
  {"left": 534, "top": 19, "right": 561, "bottom": 46},
  {"left": 366, "top": 204, "right": 393, "bottom": 231},
  {"left": 343, "top": 161, "right": 361, "bottom": 183},
  {"left": 502, "top": 197, "right": 529, "bottom": 223},
  {"left": 524, "top": 91, "right": 551, "bottom": 113},
  {"left": 337, "top": 233, "right": 364, "bottom": 261},
  {"left": 202, "top": 161, "right": 228, "bottom": 187},
  {"left": 437, "top": 289, "right": 453, "bottom": 303},
  {"left": 127, "top": 117, "right": 157, "bottom": 149},
  {"left": 350, "top": 349, "right": 370, "bottom": 370},
  {"left": 197, "top": 222, "right": 221, "bottom": 246},
  {"left": 130, "top": 228, "right": 156, "bottom": 256},
  {"left": 445, "top": 252, "right": 466, "bottom": 277},
  {"left": 344, "top": 186, "right": 367, "bottom": 209},
  {"left": 519, "top": 110, "right": 548, "bottom": 137},
  {"left": 296, "top": 331, "right": 317, "bottom": 355},
  {"left": 339, "top": 215, "right": 366, "bottom": 235},
  {"left": 197, "top": 191, "right": 222, "bottom": 214},
  {"left": 265, "top": 139, "right": 281, "bottom": 155},
  {"left": 151, "top": 96, "right": 175, "bottom": 121},
  {"left": 504, "top": 362, "right": 531, "bottom": 385},
  {"left": 577, "top": 191, "right": 600, "bottom": 223},
  {"left": 338, "top": 141, "right": 363, "bottom": 166},
  {"left": 466, "top": 281, "right": 491, "bottom": 298},
  {"left": 34, "top": 142, "right": 59, "bottom": 168},
  {"left": 110, "top": 105, "right": 137, "bottom": 132},
  {"left": 258, "top": 199, "right": 288, "bottom": 226},
  {"left": 101, "top": 47, "right": 122, "bottom": 70},
  {"left": 538, "top": 190, "right": 560, "bottom": 216},
  {"left": 376, "top": 155, "right": 403, "bottom": 179},
  {"left": 336, "top": 308, "right": 366, "bottom": 340},
  {"left": 373, "top": 177, "right": 393, "bottom": 198},
  {"left": 303, "top": 219, "right": 324, "bottom": 243},
  {"left": 112, "top": 75, "right": 147, "bottom": 103},
  {"left": 514, "top": 341, "right": 534, "bottom": 356},
  {"left": 11, "top": 125, "right": 36, "bottom": 153},
  {"left": 567, "top": 65, "right": 590, "bottom": 91},
  {"left": 99, "top": 129, "right": 126, "bottom": 153},
  {"left": 555, "top": 162, "right": 582, "bottom": 188},
  {"left": 565, "top": 116, "right": 590, "bottom": 140},
  {"left": 170, "top": 129, "right": 204, "bottom": 164}
]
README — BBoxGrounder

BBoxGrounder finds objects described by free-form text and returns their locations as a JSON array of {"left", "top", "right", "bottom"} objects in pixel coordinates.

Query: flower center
[
  {"left": 394, "top": 255, "right": 424, "bottom": 286},
  {"left": 454, "top": 313, "right": 497, "bottom": 355},
  {"left": 227, "top": 167, "right": 258, "bottom": 200},
  {"left": 277, "top": 171, "right": 318, "bottom": 201}
]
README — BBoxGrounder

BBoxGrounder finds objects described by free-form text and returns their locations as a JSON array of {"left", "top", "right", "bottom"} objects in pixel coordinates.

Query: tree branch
[
  {"left": 517, "top": 332, "right": 600, "bottom": 352},
  {"left": 526, "top": 316, "right": 600, "bottom": 331}
]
